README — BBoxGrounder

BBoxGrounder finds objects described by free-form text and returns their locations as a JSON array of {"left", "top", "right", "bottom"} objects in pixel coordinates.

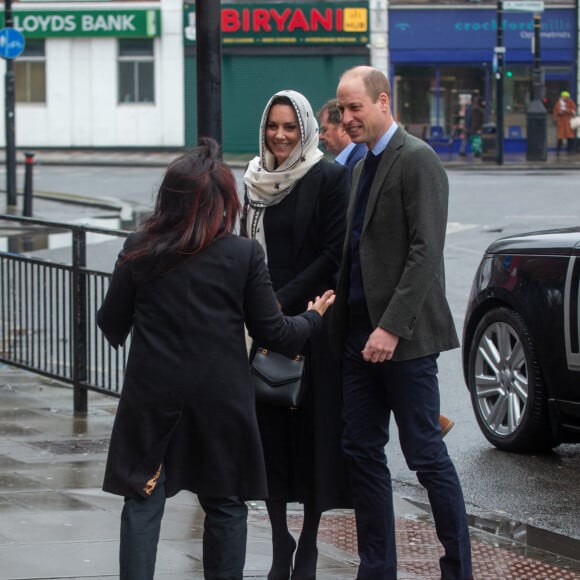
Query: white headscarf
[{"left": 243, "top": 90, "right": 324, "bottom": 257}]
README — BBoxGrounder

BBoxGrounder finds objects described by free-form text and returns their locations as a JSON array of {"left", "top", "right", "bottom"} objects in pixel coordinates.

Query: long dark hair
[{"left": 122, "top": 137, "right": 241, "bottom": 274}]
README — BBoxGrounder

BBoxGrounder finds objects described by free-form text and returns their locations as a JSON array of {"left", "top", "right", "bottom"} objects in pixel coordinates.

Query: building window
[
  {"left": 118, "top": 39, "right": 154, "bottom": 104},
  {"left": 15, "top": 39, "right": 46, "bottom": 104}
]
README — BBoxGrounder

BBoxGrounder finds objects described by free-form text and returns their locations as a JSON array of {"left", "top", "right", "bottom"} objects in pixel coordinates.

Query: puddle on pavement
[
  {"left": 0, "top": 208, "right": 143, "bottom": 255},
  {"left": 0, "top": 208, "right": 151, "bottom": 246},
  {"left": 0, "top": 473, "right": 48, "bottom": 491},
  {"left": 0, "top": 490, "right": 95, "bottom": 512},
  {"left": 0, "top": 408, "right": 40, "bottom": 420},
  {"left": 27, "top": 462, "right": 105, "bottom": 490},
  {"left": 0, "top": 215, "right": 123, "bottom": 253},
  {"left": 28, "top": 438, "right": 110, "bottom": 455},
  {"left": 408, "top": 498, "right": 580, "bottom": 567},
  {"left": 468, "top": 509, "right": 580, "bottom": 565},
  {"left": 0, "top": 455, "right": 22, "bottom": 468},
  {"left": 0, "top": 423, "right": 41, "bottom": 436},
  {"left": 42, "top": 406, "right": 116, "bottom": 418}
]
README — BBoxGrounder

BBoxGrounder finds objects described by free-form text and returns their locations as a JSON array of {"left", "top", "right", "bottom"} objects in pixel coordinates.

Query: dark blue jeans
[
  {"left": 119, "top": 468, "right": 248, "bottom": 580},
  {"left": 342, "top": 319, "right": 473, "bottom": 580}
]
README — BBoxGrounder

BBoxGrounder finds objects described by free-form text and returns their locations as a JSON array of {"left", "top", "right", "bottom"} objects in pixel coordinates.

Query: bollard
[
  {"left": 526, "top": 100, "right": 547, "bottom": 162},
  {"left": 23, "top": 152, "right": 35, "bottom": 217},
  {"left": 481, "top": 123, "right": 497, "bottom": 161}
]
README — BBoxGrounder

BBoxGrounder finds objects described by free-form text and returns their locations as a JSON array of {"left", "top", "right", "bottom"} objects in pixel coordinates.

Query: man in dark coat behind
[{"left": 319, "top": 97, "right": 367, "bottom": 177}]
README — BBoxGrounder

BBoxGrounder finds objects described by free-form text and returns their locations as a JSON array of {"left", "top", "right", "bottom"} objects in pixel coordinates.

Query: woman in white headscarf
[{"left": 243, "top": 90, "right": 351, "bottom": 580}]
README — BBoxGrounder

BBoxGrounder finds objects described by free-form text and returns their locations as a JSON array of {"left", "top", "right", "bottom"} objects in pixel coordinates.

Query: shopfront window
[
  {"left": 118, "top": 39, "right": 154, "bottom": 104},
  {"left": 394, "top": 65, "right": 486, "bottom": 139},
  {"left": 395, "top": 60, "right": 576, "bottom": 142},
  {"left": 15, "top": 39, "right": 46, "bottom": 104},
  {"left": 394, "top": 66, "right": 432, "bottom": 134},
  {"left": 491, "top": 64, "right": 572, "bottom": 133}
]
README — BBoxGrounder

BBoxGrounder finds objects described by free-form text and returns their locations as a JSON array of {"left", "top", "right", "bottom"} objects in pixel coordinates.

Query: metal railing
[{"left": 0, "top": 215, "right": 130, "bottom": 413}]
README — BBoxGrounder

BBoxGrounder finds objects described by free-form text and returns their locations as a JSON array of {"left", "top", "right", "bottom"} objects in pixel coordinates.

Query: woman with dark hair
[
  {"left": 243, "top": 91, "right": 351, "bottom": 580},
  {"left": 97, "top": 137, "right": 335, "bottom": 580}
]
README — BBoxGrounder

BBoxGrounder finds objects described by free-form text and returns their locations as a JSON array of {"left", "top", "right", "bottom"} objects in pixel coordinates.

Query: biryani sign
[{"left": 184, "top": 2, "right": 369, "bottom": 45}]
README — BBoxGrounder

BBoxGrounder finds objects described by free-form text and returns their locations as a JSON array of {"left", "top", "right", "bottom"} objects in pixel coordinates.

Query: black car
[{"left": 462, "top": 227, "right": 580, "bottom": 452}]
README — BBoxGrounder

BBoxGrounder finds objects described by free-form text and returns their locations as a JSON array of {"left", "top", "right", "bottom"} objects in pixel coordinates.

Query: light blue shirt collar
[
  {"left": 370, "top": 122, "right": 398, "bottom": 156},
  {"left": 334, "top": 142, "right": 357, "bottom": 166}
]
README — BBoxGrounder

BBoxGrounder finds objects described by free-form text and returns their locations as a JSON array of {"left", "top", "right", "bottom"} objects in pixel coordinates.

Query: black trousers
[
  {"left": 342, "top": 314, "right": 473, "bottom": 579},
  {"left": 119, "top": 469, "right": 248, "bottom": 579}
]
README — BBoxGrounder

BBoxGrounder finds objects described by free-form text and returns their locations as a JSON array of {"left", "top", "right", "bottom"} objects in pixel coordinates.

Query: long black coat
[
  {"left": 97, "top": 233, "right": 321, "bottom": 501},
  {"left": 245, "top": 159, "right": 352, "bottom": 512}
]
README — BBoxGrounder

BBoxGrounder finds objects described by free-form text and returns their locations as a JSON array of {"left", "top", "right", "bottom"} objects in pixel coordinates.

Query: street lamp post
[
  {"left": 496, "top": 0, "right": 505, "bottom": 165},
  {"left": 4, "top": 0, "right": 17, "bottom": 208},
  {"left": 195, "top": 0, "right": 222, "bottom": 151},
  {"left": 526, "top": 13, "right": 547, "bottom": 161}
]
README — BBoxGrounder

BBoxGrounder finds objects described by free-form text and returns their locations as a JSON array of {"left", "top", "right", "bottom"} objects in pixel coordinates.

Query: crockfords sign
[
  {"left": 0, "top": 9, "right": 161, "bottom": 38},
  {"left": 389, "top": 8, "right": 573, "bottom": 50}
]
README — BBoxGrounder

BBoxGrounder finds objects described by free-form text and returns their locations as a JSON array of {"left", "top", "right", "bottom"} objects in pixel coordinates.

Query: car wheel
[{"left": 467, "top": 307, "right": 553, "bottom": 452}]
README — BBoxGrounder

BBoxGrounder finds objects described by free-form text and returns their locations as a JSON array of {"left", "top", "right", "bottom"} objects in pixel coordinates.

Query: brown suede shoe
[{"left": 440, "top": 415, "right": 455, "bottom": 438}]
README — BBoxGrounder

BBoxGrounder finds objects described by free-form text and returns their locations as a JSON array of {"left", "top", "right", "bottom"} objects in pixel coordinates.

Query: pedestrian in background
[
  {"left": 458, "top": 98, "right": 472, "bottom": 157},
  {"left": 242, "top": 89, "right": 351, "bottom": 580},
  {"left": 332, "top": 65, "right": 473, "bottom": 579},
  {"left": 469, "top": 96, "right": 486, "bottom": 158},
  {"left": 553, "top": 90, "right": 577, "bottom": 156},
  {"left": 97, "top": 137, "right": 335, "bottom": 580},
  {"left": 459, "top": 94, "right": 485, "bottom": 158},
  {"left": 318, "top": 98, "right": 367, "bottom": 177}
]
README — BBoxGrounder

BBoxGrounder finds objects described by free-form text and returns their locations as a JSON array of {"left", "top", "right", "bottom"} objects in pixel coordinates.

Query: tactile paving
[{"left": 275, "top": 512, "right": 580, "bottom": 579}]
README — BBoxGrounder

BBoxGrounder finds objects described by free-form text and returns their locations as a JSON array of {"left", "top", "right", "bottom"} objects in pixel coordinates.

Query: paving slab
[
  {"left": 2, "top": 148, "right": 580, "bottom": 578},
  {"left": 0, "top": 365, "right": 579, "bottom": 579}
]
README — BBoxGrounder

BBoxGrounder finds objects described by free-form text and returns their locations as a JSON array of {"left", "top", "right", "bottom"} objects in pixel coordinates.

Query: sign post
[
  {"left": 1, "top": 0, "right": 25, "bottom": 210},
  {"left": 495, "top": 0, "right": 504, "bottom": 165},
  {"left": 526, "top": 12, "right": 547, "bottom": 161},
  {"left": 502, "top": 1, "right": 546, "bottom": 160},
  {"left": 196, "top": 0, "right": 222, "bottom": 150}
]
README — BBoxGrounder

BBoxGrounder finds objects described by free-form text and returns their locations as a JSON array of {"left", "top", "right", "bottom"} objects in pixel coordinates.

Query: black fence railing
[{"left": 0, "top": 215, "right": 130, "bottom": 413}]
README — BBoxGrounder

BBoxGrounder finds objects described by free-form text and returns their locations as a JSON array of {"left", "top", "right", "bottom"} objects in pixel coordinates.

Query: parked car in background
[{"left": 462, "top": 227, "right": 580, "bottom": 453}]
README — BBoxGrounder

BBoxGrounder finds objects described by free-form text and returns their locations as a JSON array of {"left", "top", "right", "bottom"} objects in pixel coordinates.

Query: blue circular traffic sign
[{"left": 0, "top": 27, "right": 25, "bottom": 60}]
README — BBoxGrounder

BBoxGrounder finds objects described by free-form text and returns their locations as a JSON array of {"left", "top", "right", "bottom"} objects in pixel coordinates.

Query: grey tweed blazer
[{"left": 330, "top": 126, "right": 459, "bottom": 361}]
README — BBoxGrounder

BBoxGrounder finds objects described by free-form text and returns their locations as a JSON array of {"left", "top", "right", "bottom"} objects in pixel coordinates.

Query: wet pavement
[
  {"left": 1, "top": 149, "right": 580, "bottom": 579},
  {"left": 1, "top": 364, "right": 580, "bottom": 579}
]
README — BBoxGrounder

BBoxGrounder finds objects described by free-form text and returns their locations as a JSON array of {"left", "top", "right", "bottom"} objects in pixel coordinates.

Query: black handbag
[{"left": 250, "top": 347, "right": 306, "bottom": 409}]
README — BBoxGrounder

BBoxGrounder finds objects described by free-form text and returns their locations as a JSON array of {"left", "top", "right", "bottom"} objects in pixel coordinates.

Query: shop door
[{"left": 185, "top": 52, "right": 368, "bottom": 154}]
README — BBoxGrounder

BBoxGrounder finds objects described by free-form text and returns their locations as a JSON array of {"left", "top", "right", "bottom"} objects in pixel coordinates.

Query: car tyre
[{"left": 467, "top": 306, "right": 553, "bottom": 453}]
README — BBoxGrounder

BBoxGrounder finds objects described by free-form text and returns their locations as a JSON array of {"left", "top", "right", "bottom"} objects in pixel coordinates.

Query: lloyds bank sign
[{"left": 0, "top": 9, "right": 161, "bottom": 38}]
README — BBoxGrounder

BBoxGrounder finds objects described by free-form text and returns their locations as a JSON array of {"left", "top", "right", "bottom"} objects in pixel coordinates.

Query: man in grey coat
[{"left": 331, "top": 66, "right": 473, "bottom": 579}]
